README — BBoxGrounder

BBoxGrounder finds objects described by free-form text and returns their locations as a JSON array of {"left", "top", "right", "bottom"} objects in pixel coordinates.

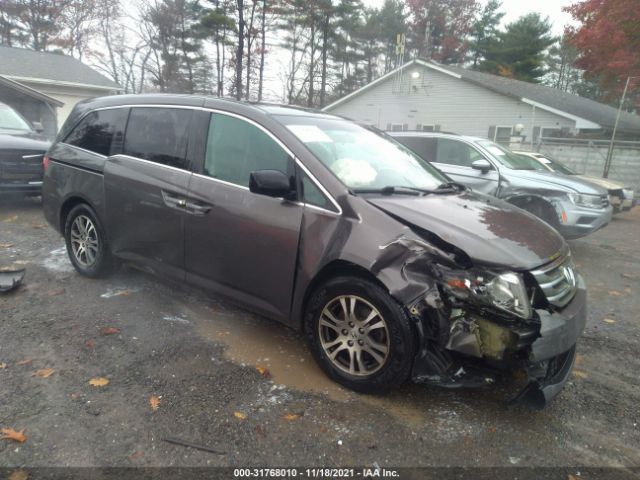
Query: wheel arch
[
  {"left": 299, "top": 259, "right": 390, "bottom": 333},
  {"left": 507, "top": 194, "right": 560, "bottom": 228},
  {"left": 59, "top": 194, "right": 99, "bottom": 233}
]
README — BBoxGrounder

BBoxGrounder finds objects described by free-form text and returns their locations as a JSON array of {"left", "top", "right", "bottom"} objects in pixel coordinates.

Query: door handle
[
  {"left": 162, "top": 190, "right": 188, "bottom": 210},
  {"left": 185, "top": 201, "right": 212, "bottom": 215}
]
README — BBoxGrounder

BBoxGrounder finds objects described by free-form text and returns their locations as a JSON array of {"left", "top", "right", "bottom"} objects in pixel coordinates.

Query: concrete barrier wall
[{"left": 515, "top": 139, "right": 640, "bottom": 192}]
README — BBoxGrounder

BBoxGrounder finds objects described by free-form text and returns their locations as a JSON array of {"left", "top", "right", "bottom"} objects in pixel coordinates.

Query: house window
[
  {"left": 494, "top": 126, "right": 513, "bottom": 145},
  {"left": 388, "top": 123, "right": 408, "bottom": 132},
  {"left": 541, "top": 127, "right": 561, "bottom": 138}
]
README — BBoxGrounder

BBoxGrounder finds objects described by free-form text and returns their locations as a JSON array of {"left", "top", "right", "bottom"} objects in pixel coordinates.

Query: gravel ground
[{"left": 0, "top": 195, "right": 639, "bottom": 478}]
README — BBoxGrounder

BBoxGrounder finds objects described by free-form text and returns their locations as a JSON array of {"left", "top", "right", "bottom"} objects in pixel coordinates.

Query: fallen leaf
[
  {"left": 0, "top": 243, "right": 14, "bottom": 248},
  {"left": 8, "top": 470, "right": 29, "bottom": 480},
  {"left": 149, "top": 396, "right": 161, "bottom": 412},
  {"left": 573, "top": 370, "right": 588, "bottom": 379},
  {"left": 233, "top": 411, "right": 247, "bottom": 420},
  {"left": 254, "top": 425, "right": 266, "bottom": 437},
  {"left": 575, "top": 354, "right": 584, "bottom": 366},
  {"left": 3, "top": 215, "right": 18, "bottom": 223},
  {"left": 1, "top": 428, "right": 27, "bottom": 443},
  {"left": 128, "top": 451, "right": 144, "bottom": 462},
  {"left": 488, "top": 426, "right": 497, "bottom": 433},
  {"left": 85, "top": 339, "right": 94, "bottom": 348},
  {"left": 603, "top": 318, "right": 616, "bottom": 324},
  {"left": 568, "top": 475, "right": 579, "bottom": 480},
  {"left": 256, "top": 366, "right": 271, "bottom": 378},
  {"left": 282, "top": 413, "right": 300, "bottom": 422},
  {"left": 32, "top": 368, "right": 55, "bottom": 378},
  {"left": 88, "top": 377, "right": 109, "bottom": 387},
  {"left": 47, "top": 288, "right": 66, "bottom": 297},
  {"left": 100, "top": 327, "right": 120, "bottom": 336},
  {"left": 16, "top": 359, "right": 32, "bottom": 366},
  {"left": 31, "top": 224, "right": 44, "bottom": 229},
  {"left": 0, "top": 363, "right": 7, "bottom": 369},
  {"left": 608, "top": 290, "right": 623, "bottom": 297}
]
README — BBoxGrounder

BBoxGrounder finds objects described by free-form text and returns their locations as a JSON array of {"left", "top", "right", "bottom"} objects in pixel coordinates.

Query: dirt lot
[{"left": 1, "top": 195, "right": 639, "bottom": 478}]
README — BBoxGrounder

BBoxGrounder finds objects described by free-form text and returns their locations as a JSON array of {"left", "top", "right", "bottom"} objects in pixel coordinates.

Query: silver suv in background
[
  {"left": 514, "top": 150, "right": 635, "bottom": 214},
  {"left": 391, "top": 132, "right": 613, "bottom": 239}
]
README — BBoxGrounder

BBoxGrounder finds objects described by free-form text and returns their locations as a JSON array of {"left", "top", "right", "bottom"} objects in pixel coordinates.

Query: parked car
[
  {"left": 391, "top": 132, "right": 613, "bottom": 240},
  {"left": 514, "top": 150, "right": 635, "bottom": 213},
  {"left": 0, "top": 102, "right": 49, "bottom": 195},
  {"left": 43, "top": 95, "right": 586, "bottom": 407}
]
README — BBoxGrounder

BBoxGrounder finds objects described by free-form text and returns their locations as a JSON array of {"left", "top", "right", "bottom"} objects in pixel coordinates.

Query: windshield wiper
[
  {"left": 437, "top": 181, "right": 466, "bottom": 191},
  {"left": 353, "top": 186, "right": 434, "bottom": 196}
]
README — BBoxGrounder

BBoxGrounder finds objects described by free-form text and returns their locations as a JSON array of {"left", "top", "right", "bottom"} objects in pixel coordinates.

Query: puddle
[
  {"left": 41, "top": 246, "right": 74, "bottom": 273},
  {"left": 184, "top": 302, "right": 352, "bottom": 402}
]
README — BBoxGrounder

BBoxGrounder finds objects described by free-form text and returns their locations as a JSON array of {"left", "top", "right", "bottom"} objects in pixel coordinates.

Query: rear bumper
[{"left": 0, "top": 181, "right": 42, "bottom": 194}]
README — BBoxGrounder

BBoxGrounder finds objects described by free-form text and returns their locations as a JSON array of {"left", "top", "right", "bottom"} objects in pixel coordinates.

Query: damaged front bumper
[{"left": 411, "top": 275, "right": 587, "bottom": 409}]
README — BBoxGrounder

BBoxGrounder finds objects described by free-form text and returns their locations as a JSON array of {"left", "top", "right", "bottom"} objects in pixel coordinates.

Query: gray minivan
[
  {"left": 43, "top": 95, "right": 586, "bottom": 407},
  {"left": 391, "top": 132, "right": 613, "bottom": 239}
]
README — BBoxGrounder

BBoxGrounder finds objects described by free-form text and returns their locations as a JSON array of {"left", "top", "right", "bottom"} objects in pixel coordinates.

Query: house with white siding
[
  {"left": 0, "top": 46, "right": 121, "bottom": 138},
  {"left": 323, "top": 59, "right": 640, "bottom": 143}
]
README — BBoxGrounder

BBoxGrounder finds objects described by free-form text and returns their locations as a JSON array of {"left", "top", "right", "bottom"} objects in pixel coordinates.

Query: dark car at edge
[
  {"left": 0, "top": 102, "right": 50, "bottom": 196},
  {"left": 42, "top": 94, "right": 587, "bottom": 408}
]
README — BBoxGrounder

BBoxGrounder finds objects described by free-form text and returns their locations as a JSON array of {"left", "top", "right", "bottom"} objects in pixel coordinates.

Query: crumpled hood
[
  {"left": 505, "top": 169, "right": 608, "bottom": 195},
  {"left": 0, "top": 130, "right": 50, "bottom": 151},
  {"left": 576, "top": 174, "right": 627, "bottom": 191},
  {"left": 367, "top": 190, "right": 566, "bottom": 271}
]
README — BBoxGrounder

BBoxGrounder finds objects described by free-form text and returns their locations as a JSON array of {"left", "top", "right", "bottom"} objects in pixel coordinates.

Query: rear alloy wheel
[
  {"left": 305, "top": 276, "right": 416, "bottom": 393},
  {"left": 64, "top": 204, "right": 115, "bottom": 277}
]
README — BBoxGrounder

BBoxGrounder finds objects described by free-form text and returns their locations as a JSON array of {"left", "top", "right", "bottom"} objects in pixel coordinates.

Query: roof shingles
[{"left": 0, "top": 45, "right": 120, "bottom": 90}]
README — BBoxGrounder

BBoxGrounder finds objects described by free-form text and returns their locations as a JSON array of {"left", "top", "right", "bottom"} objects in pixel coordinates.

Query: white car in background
[{"left": 514, "top": 151, "right": 635, "bottom": 214}]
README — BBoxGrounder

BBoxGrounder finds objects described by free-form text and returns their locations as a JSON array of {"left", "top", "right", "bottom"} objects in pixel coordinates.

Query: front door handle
[
  {"left": 185, "top": 201, "right": 212, "bottom": 215},
  {"left": 162, "top": 190, "right": 188, "bottom": 210}
]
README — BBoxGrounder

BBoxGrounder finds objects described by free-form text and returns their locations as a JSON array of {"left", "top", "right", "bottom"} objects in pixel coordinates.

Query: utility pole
[{"left": 603, "top": 76, "right": 631, "bottom": 178}]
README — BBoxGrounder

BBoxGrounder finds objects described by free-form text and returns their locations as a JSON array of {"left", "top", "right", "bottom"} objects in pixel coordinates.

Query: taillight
[{"left": 43, "top": 155, "right": 49, "bottom": 171}]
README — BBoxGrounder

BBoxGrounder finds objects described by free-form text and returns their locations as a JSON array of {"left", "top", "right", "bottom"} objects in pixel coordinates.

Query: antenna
[{"left": 393, "top": 33, "right": 405, "bottom": 94}]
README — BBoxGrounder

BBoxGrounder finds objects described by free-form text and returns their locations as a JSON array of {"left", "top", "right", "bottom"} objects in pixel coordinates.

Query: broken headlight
[
  {"left": 439, "top": 269, "right": 532, "bottom": 320},
  {"left": 567, "top": 192, "right": 603, "bottom": 209}
]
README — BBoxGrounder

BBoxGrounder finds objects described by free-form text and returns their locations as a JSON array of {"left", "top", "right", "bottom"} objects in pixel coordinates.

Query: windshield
[
  {"left": 514, "top": 154, "right": 548, "bottom": 171},
  {"left": 537, "top": 155, "right": 576, "bottom": 175},
  {"left": 478, "top": 140, "right": 540, "bottom": 170},
  {"left": 0, "top": 104, "right": 32, "bottom": 131},
  {"left": 277, "top": 116, "right": 449, "bottom": 191}
]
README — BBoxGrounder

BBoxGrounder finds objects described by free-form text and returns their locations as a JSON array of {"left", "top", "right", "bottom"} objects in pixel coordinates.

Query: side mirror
[
  {"left": 471, "top": 159, "right": 492, "bottom": 173},
  {"left": 249, "top": 170, "right": 295, "bottom": 199},
  {"left": 32, "top": 121, "right": 44, "bottom": 133}
]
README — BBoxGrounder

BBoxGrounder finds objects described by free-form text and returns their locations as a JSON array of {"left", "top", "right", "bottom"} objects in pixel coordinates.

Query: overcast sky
[{"left": 362, "top": 0, "right": 576, "bottom": 35}]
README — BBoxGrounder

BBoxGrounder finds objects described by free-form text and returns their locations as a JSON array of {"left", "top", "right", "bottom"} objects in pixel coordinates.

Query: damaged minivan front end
[{"left": 368, "top": 208, "right": 585, "bottom": 409}]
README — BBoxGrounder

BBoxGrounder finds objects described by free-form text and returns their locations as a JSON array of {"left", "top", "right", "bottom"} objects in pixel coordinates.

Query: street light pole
[{"left": 603, "top": 76, "right": 631, "bottom": 178}]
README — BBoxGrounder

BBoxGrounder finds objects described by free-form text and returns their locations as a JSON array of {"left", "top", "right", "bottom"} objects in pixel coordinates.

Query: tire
[
  {"left": 64, "top": 204, "right": 116, "bottom": 277},
  {"left": 304, "top": 276, "right": 417, "bottom": 393}
]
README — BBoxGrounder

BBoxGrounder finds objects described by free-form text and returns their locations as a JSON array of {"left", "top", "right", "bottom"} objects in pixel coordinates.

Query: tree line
[{"left": 0, "top": 0, "right": 637, "bottom": 110}]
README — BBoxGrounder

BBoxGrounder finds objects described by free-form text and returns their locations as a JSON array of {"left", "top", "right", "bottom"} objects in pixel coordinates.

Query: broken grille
[
  {"left": 531, "top": 255, "right": 577, "bottom": 308},
  {"left": 599, "top": 194, "right": 610, "bottom": 208}
]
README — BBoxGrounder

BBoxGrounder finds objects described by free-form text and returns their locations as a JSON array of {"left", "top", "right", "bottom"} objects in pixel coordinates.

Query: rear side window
[
  {"left": 203, "top": 113, "right": 290, "bottom": 187},
  {"left": 395, "top": 136, "right": 437, "bottom": 162},
  {"left": 123, "top": 107, "right": 191, "bottom": 169},
  {"left": 64, "top": 108, "right": 128, "bottom": 156}
]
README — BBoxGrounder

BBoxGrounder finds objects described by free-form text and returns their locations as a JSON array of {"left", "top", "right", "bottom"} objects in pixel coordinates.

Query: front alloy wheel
[
  {"left": 318, "top": 295, "right": 390, "bottom": 376},
  {"left": 305, "top": 276, "right": 416, "bottom": 393}
]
